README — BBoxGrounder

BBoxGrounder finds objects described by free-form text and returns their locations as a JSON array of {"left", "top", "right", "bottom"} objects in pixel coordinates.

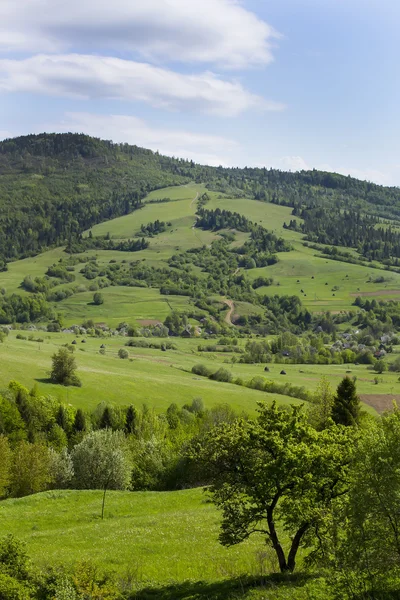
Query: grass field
[
  {"left": 0, "top": 489, "right": 323, "bottom": 599},
  {"left": 2, "top": 330, "right": 398, "bottom": 415},
  {"left": 0, "top": 488, "right": 264, "bottom": 581},
  {"left": 2, "top": 182, "right": 400, "bottom": 415},
  {"left": 0, "top": 332, "right": 300, "bottom": 412}
]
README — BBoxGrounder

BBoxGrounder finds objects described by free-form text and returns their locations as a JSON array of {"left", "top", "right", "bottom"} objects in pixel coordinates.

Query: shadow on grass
[
  {"left": 131, "top": 573, "right": 316, "bottom": 600},
  {"left": 34, "top": 377, "right": 53, "bottom": 384}
]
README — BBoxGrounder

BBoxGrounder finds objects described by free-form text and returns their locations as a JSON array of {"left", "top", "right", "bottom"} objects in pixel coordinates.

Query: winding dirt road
[{"left": 223, "top": 299, "right": 235, "bottom": 325}]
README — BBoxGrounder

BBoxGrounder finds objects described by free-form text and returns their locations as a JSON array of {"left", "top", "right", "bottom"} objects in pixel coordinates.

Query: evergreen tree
[
  {"left": 99, "top": 406, "right": 113, "bottom": 430},
  {"left": 73, "top": 409, "right": 86, "bottom": 433},
  {"left": 55, "top": 405, "right": 69, "bottom": 433},
  {"left": 331, "top": 377, "right": 360, "bottom": 426},
  {"left": 124, "top": 405, "right": 137, "bottom": 435}
]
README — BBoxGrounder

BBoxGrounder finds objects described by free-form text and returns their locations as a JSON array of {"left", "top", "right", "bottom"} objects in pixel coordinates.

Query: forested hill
[{"left": 1, "top": 132, "right": 400, "bottom": 267}]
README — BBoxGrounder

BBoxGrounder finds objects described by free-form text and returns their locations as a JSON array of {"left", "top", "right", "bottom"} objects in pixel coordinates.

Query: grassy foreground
[
  {"left": 0, "top": 488, "right": 264, "bottom": 582},
  {"left": 0, "top": 489, "right": 329, "bottom": 599}
]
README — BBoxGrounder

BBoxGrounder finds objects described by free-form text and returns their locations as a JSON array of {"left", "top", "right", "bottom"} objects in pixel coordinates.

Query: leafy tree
[
  {"left": 0, "top": 395, "right": 26, "bottom": 443},
  {"left": 374, "top": 359, "right": 387, "bottom": 374},
  {"left": 10, "top": 442, "right": 52, "bottom": 497},
  {"left": 48, "top": 448, "right": 74, "bottom": 489},
  {"left": 71, "top": 430, "right": 131, "bottom": 518},
  {"left": 331, "top": 377, "right": 361, "bottom": 426},
  {"left": 93, "top": 292, "right": 104, "bottom": 305},
  {"left": 330, "top": 408, "right": 400, "bottom": 596},
  {"left": 189, "top": 402, "right": 353, "bottom": 572},
  {"left": 0, "top": 435, "right": 11, "bottom": 497},
  {"left": 50, "top": 348, "right": 81, "bottom": 387},
  {"left": 309, "top": 377, "right": 335, "bottom": 430}
]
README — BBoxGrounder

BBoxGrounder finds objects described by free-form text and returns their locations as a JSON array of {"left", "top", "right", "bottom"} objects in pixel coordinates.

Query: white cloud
[
  {"left": 0, "top": 54, "right": 283, "bottom": 117},
  {"left": 35, "top": 112, "right": 238, "bottom": 166},
  {"left": 0, "top": 0, "right": 279, "bottom": 69}
]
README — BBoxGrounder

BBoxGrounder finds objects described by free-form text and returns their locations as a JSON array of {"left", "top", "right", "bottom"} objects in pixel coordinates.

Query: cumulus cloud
[
  {"left": 0, "top": 0, "right": 279, "bottom": 69},
  {"left": 31, "top": 112, "right": 238, "bottom": 166},
  {"left": 0, "top": 54, "right": 283, "bottom": 117}
]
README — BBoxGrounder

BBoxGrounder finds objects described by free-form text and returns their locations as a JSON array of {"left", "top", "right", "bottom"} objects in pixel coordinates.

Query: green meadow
[{"left": 2, "top": 184, "right": 400, "bottom": 416}]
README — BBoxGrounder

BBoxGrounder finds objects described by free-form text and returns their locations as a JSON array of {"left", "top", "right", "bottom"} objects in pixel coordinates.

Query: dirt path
[
  {"left": 223, "top": 299, "right": 235, "bottom": 325},
  {"left": 190, "top": 191, "right": 199, "bottom": 208}
]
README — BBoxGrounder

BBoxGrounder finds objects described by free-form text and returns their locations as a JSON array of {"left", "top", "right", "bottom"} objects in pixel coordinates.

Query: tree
[
  {"left": 99, "top": 406, "right": 114, "bottom": 430},
  {"left": 71, "top": 430, "right": 131, "bottom": 518},
  {"left": 309, "top": 376, "right": 335, "bottom": 430},
  {"left": 72, "top": 408, "right": 87, "bottom": 434},
  {"left": 330, "top": 408, "right": 400, "bottom": 596},
  {"left": 374, "top": 359, "right": 387, "bottom": 374},
  {"left": 331, "top": 377, "right": 361, "bottom": 426},
  {"left": 189, "top": 402, "right": 353, "bottom": 573},
  {"left": 50, "top": 348, "right": 81, "bottom": 387},
  {"left": 10, "top": 442, "right": 52, "bottom": 497},
  {"left": 124, "top": 405, "right": 137, "bottom": 435},
  {"left": 93, "top": 292, "right": 104, "bottom": 305},
  {"left": 0, "top": 435, "right": 11, "bottom": 497}
]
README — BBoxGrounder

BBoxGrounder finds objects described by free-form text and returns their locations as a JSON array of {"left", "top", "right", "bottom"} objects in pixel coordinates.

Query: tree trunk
[
  {"left": 101, "top": 484, "right": 108, "bottom": 520},
  {"left": 287, "top": 522, "right": 309, "bottom": 572},
  {"left": 267, "top": 501, "right": 288, "bottom": 572}
]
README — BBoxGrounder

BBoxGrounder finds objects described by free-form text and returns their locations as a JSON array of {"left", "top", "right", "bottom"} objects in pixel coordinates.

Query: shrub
[
  {"left": 0, "top": 574, "right": 30, "bottom": 600},
  {"left": 93, "top": 292, "right": 104, "bottom": 305},
  {"left": 118, "top": 348, "right": 129, "bottom": 359},
  {"left": 209, "top": 368, "right": 233, "bottom": 383},
  {"left": 191, "top": 364, "right": 212, "bottom": 377},
  {"left": 50, "top": 348, "right": 81, "bottom": 387}
]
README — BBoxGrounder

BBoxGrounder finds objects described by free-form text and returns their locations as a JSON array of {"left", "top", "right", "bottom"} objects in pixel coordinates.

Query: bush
[
  {"left": 50, "top": 348, "right": 81, "bottom": 387},
  {"left": 93, "top": 292, "right": 104, "bottom": 305},
  {"left": 209, "top": 368, "right": 233, "bottom": 383},
  {"left": 0, "top": 574, "right": 30, "bottom": 600},
  {"left": 191, "top": 364, "right": 212, "bottom": 377},
  {"left": 118, "top": 348, "right": 129, "bottom": 359}
]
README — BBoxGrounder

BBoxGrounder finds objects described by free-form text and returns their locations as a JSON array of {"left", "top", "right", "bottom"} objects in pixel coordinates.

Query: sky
[{"left": 0, "top": 0, "right": 399, "bottom": 185}]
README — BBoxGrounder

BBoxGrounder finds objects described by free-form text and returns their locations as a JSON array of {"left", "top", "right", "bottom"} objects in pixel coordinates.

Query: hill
[{"left": 1, "top": 132, "right": 400, "bottom": 267}]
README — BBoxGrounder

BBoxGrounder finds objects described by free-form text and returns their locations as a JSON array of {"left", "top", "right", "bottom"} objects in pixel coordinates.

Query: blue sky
[{"left": 0, "top": 0, "right": 399, "bottom": 185}]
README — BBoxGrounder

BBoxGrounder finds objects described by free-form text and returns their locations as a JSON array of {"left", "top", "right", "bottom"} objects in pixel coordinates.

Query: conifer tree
[{"left": 331, "top": 377, "right": 360, "bottom": 426}]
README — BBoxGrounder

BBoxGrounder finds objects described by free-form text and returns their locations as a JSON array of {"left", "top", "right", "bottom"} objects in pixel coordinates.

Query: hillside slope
[{"left": 1, "top": 132, "right": 400, "bottom": 268}]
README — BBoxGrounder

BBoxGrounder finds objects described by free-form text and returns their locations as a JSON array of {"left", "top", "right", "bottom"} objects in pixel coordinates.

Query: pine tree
[
  {"left": 331, "top": 377, "right": 360, "bottom": 426},
  {"left": 99, "top": 406, "right": 113, "bottom": 430},
  {"left": 73, "top": 408, "right": 86, "bottom": 433},
  {"left": 124, "top": 405, "right": 137, "bottom": 435},
  {"left": 56, "top": 405, "right": 69, "bottom": 433}
]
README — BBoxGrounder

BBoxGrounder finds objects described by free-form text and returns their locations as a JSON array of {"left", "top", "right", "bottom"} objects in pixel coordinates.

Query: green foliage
[
  {"left": 331, "top": 377, "right": 361, "bottom": 426},
  {"left": 10, "top": 441, "right": 52, "bottom": 497},
  {"left": 93, "top": 292, "right": 104, "bottom": 305},
  {"left": 189, "top": 402, "right": 353, "bottom": 573},
  {"left": 71, "top": 429, "right": 131, "bottom": 490},
  {"left": 51, "top": 348, "right": 81, "bottom": 387}
]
